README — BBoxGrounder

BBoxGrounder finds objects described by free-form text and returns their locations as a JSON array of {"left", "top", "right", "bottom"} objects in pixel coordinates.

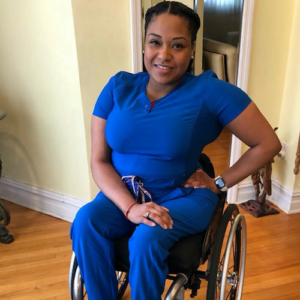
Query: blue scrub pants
[{"left": 70, "top": 186, "right": 218, "bottom": 300}]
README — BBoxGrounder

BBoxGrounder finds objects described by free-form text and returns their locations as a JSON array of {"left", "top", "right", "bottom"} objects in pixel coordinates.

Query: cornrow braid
[{"left": 144, "top": 1, "right": 201, "bottom": 43}]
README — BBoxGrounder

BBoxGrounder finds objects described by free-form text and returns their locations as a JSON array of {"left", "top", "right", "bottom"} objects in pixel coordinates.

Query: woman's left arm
[{"left": 184, "top": 102, "right": 281, "bottom": 191}]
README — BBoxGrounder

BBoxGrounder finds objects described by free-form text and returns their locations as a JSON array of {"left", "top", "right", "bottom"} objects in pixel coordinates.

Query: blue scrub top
[{"left": 93, "top": 70, "right": 251, "bottom": 189}]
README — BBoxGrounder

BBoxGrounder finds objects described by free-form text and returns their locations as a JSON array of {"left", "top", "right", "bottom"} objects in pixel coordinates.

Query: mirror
[{"left": 140, "top": 0, "right": 245, "bottom": 175}]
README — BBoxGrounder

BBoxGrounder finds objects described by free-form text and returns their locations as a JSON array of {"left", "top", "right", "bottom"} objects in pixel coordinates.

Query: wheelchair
[{"left": 69, "top": 153, "right": 247, "bottom": 300}]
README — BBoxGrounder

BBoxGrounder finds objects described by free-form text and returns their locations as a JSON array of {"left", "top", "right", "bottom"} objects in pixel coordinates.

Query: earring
[
  {"left": 191, "top": 55, "right": 194, "bottom": 59},
  {"left": 143, "top": 50, "right": 145, "bottom": 54}
]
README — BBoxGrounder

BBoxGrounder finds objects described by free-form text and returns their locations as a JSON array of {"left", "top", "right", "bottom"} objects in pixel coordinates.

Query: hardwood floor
[
  {"left": 1, "top": 130, "right": 300, "bottom": 299},
  {"left": 1, "top": 200, "right": 300, "bottom": 300}
]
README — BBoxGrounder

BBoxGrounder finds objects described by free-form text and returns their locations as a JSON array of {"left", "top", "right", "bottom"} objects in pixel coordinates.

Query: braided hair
[{"left": 144, "top": 1, "right": 201, "bottom": 44}]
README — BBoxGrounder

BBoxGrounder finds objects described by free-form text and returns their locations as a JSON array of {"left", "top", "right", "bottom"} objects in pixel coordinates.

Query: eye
[
  {"left": 149, "top": 39, "right": 160, "bottom": 46},
  {"left": 173, "top": 43, "right": 184, "bottom": 49}
]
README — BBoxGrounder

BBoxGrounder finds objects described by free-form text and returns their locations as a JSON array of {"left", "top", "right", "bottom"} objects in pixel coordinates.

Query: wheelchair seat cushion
[{"left": 114, "top": 231, "right": 205, "bottom": 275}]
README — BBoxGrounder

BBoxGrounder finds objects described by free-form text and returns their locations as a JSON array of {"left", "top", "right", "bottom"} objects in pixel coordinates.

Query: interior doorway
[{"left": 131, "top": 0, "right": 255, "bottom": 202}]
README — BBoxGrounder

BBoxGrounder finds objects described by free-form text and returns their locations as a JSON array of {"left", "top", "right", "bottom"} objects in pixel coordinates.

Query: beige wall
[
  {"left": 71, "top": 0, "right": 132, "bottom": 198},
  {"left": 247, "top": 0, "right": 295, "bottom": 127},
  {"left": 243, "top": 0, "right": 299, "bottom": 191},
  {"left": 0, "top": 0, "right": 133, "bottom": 202},
  {"left": 1, "top": 0, "right": 299, "bottom": 206},
  {"left": 0, "top": 0, "right": 91, "bottom": 200},
  {"left": 274, "top": 0, "right": 300, "bottom": 190}
]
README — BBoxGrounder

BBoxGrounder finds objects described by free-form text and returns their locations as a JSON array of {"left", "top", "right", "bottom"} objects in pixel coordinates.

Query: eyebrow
[{"left": 148, "top": 33, "right": 187, "bottom": 41}]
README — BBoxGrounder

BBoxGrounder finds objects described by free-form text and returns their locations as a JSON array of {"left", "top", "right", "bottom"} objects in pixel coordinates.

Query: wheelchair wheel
[
  {"left": 116, "top": 271, "right": 129, "bottom": 300},
  {"left": 69, "top": 252, "right": 87, "bottom": 300},
  {"left": 206, "top": 204, "right": 247, "bottom": 300},
  {"left": 69, "top": 252, "right": 129, "bottom": 300}
]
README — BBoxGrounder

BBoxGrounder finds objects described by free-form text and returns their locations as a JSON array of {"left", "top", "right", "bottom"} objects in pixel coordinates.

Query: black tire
[
  {"left": 206, "top": 204, "right": 242, "bottom": 300},
  {"left": 69, "top": 254, "right": 129, "bottom": 300}
]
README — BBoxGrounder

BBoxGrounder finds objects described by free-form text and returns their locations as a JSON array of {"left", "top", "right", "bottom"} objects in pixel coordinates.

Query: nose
[{"left": 157, "top": 45, "right": 171, "bottom": 61}]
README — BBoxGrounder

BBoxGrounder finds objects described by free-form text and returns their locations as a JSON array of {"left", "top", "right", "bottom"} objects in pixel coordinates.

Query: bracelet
[{"left": 125, "top": 202, "right": 138, "bottom": 219}]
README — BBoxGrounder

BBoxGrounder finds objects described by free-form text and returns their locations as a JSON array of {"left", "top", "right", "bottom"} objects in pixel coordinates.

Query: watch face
[{"left": 215, "top": 177, "right": 226, "bottom": 189}]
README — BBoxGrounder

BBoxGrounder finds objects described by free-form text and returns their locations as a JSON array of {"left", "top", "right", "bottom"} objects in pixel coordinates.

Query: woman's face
[{"left": 144, "top": 13, "right": 195, "bottom": 92}]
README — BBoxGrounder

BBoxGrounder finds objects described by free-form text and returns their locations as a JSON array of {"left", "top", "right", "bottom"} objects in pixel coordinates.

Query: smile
[{"left": 155, "top": 64, "right": 173, "bottom": 70}]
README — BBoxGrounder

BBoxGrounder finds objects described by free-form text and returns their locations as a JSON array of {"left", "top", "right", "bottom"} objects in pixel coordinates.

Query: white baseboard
[
  {"left": 1, "top": 177, "right": 299, "bottom": 222},
  {"left": 236, "top": 178, "right": 300, "bottom": 214},
  {"left": 0, "top": 177, "right": 87, "bottom": 222}
]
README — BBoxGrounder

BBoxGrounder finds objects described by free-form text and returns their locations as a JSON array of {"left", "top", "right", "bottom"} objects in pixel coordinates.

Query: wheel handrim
[{"left": 219, "top": 214, "right": 246, "bottom": 300}]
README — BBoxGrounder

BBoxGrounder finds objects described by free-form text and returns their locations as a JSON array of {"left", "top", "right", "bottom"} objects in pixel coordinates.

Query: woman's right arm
[{"left": 91, "top": 116, "right": 172, "bottom": 229}]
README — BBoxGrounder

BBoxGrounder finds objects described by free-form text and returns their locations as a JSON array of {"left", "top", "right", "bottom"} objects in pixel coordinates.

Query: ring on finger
[{"left": 144, "top": 211, "right": 150, "bottom": 219}]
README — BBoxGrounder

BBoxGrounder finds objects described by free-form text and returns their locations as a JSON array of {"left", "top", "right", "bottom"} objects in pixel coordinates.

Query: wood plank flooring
[{"left": 1, "top": 129, "right": 300, "bottom": 299}]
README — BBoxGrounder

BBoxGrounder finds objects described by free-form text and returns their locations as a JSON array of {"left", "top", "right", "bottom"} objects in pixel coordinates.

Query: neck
[{"left": 146, "top": 77, "right": 183, "bottom": 102}]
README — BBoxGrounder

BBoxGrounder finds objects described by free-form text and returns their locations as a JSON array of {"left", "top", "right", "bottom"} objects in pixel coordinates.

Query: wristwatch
[{"left": 214, "top": 175, "right": 228, "bottom": 192}]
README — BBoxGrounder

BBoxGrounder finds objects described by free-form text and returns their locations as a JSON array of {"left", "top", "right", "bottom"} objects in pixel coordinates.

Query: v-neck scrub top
[{"left": 93, "top": 70, "right": 251, "bottom": 192}]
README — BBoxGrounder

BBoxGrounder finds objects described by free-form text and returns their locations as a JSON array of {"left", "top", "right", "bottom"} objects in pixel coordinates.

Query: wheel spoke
[{"left": 225, "top": 286, "right": 234, "bottom": 300}]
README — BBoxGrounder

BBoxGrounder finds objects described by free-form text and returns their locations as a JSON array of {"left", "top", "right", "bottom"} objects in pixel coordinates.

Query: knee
[
  {"left": 70, "top": 202, "right": 99, "bottom": 240},
  {"left": 129, "top": 227, "right": 167, "bottom": 260}
]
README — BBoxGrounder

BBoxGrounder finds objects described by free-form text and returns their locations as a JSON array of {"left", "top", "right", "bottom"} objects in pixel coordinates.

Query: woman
[{"left": 70, "top": 2, "right": 281, "bottom": 299}]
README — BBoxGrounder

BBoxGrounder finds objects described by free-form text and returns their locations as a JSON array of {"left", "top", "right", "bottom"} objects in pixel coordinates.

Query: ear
[{"left": 191, "top": 42, "right": 196, "bottom": 56}]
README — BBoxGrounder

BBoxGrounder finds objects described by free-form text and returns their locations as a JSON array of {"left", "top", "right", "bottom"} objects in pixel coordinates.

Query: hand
[
  {"left": 127, "top": 202, "right": 173, "bottom": 229},
  {"left": 183, "top": 169, "right": 219, "bottom": 194}
]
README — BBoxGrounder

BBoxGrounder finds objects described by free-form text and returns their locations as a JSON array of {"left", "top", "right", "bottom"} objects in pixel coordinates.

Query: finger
[
  {"left": 150, "top": 210, "right": 173, "bottom": 229},
  {"left": 151, "top": 206, "right": 173, "bottom": 222},
  {"left": 141, "top": 218, "right": 156, "bottom": 227},
  {"left": 146, "top": 212, "right": 172, "bottom": 229},
  {"left": 183, "top": 177, "right": 197, "bottom": 185},
  {"left": 191, "top": 184, "right": 207, "bottom": 188},
  {"left": 184, "top": 179, "right": 201, "bottom": 186},
  {"left": 144, "top": 203, "right": 173, "bottom": 227},
  {"left": 147, "top": 203, "right": 170, "bottom": 215}
]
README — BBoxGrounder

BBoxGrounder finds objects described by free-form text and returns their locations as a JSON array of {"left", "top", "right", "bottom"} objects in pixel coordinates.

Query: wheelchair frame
[{"left": 69, "top": 154, "right": 247, "bottom": 300}]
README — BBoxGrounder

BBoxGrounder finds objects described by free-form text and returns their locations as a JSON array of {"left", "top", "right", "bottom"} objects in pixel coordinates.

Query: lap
[
  {"left": 72, "top": 187, "right": 218, "bottom": 247},
  {"left": 129, "top": 187, "right": 218, "bottom": 250}
]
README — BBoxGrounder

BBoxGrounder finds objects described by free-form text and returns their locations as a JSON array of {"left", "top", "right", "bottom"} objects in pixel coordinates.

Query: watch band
[{"left": 214, "top": 175, "right": 228, "bottom": 192}]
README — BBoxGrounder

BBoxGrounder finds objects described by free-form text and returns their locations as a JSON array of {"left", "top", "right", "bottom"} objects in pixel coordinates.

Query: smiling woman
[
  {"left": 136, "top": 0, "right": 256, "bottom": 203},
  {"left": 69, "top": 2, "right": 280, "bottom": 300},
  {"left": 144, "top": 12, "right": 197, "bottom": 100}
]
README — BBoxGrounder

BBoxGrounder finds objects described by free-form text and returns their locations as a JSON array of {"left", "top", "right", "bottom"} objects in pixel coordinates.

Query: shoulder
[
  {"left": 111, "top": 71, "right": 149, "bottom": 91},
  {"left": 199, "top": 70, "right": 246, "bottom": 99},
  {"left": 182, "top": 70, "right": 219, "bottom": 90}
]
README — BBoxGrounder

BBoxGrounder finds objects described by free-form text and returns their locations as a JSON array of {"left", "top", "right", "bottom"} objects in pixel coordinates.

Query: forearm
[
  {"left": 91, "top": 160, "right": 136, "bottom": 214},
  {"left": 221, "top": 142, "right": 281, "bottom": 188}
]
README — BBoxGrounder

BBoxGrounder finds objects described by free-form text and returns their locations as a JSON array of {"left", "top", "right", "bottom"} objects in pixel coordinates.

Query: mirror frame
[{"left": 129, "top": 0, "right": 255, "bottom": 203}]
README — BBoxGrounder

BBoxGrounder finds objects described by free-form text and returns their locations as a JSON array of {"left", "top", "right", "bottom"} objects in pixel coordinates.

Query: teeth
[{"left": 156, "top": 65, "right": 171, "bottom": 70}]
